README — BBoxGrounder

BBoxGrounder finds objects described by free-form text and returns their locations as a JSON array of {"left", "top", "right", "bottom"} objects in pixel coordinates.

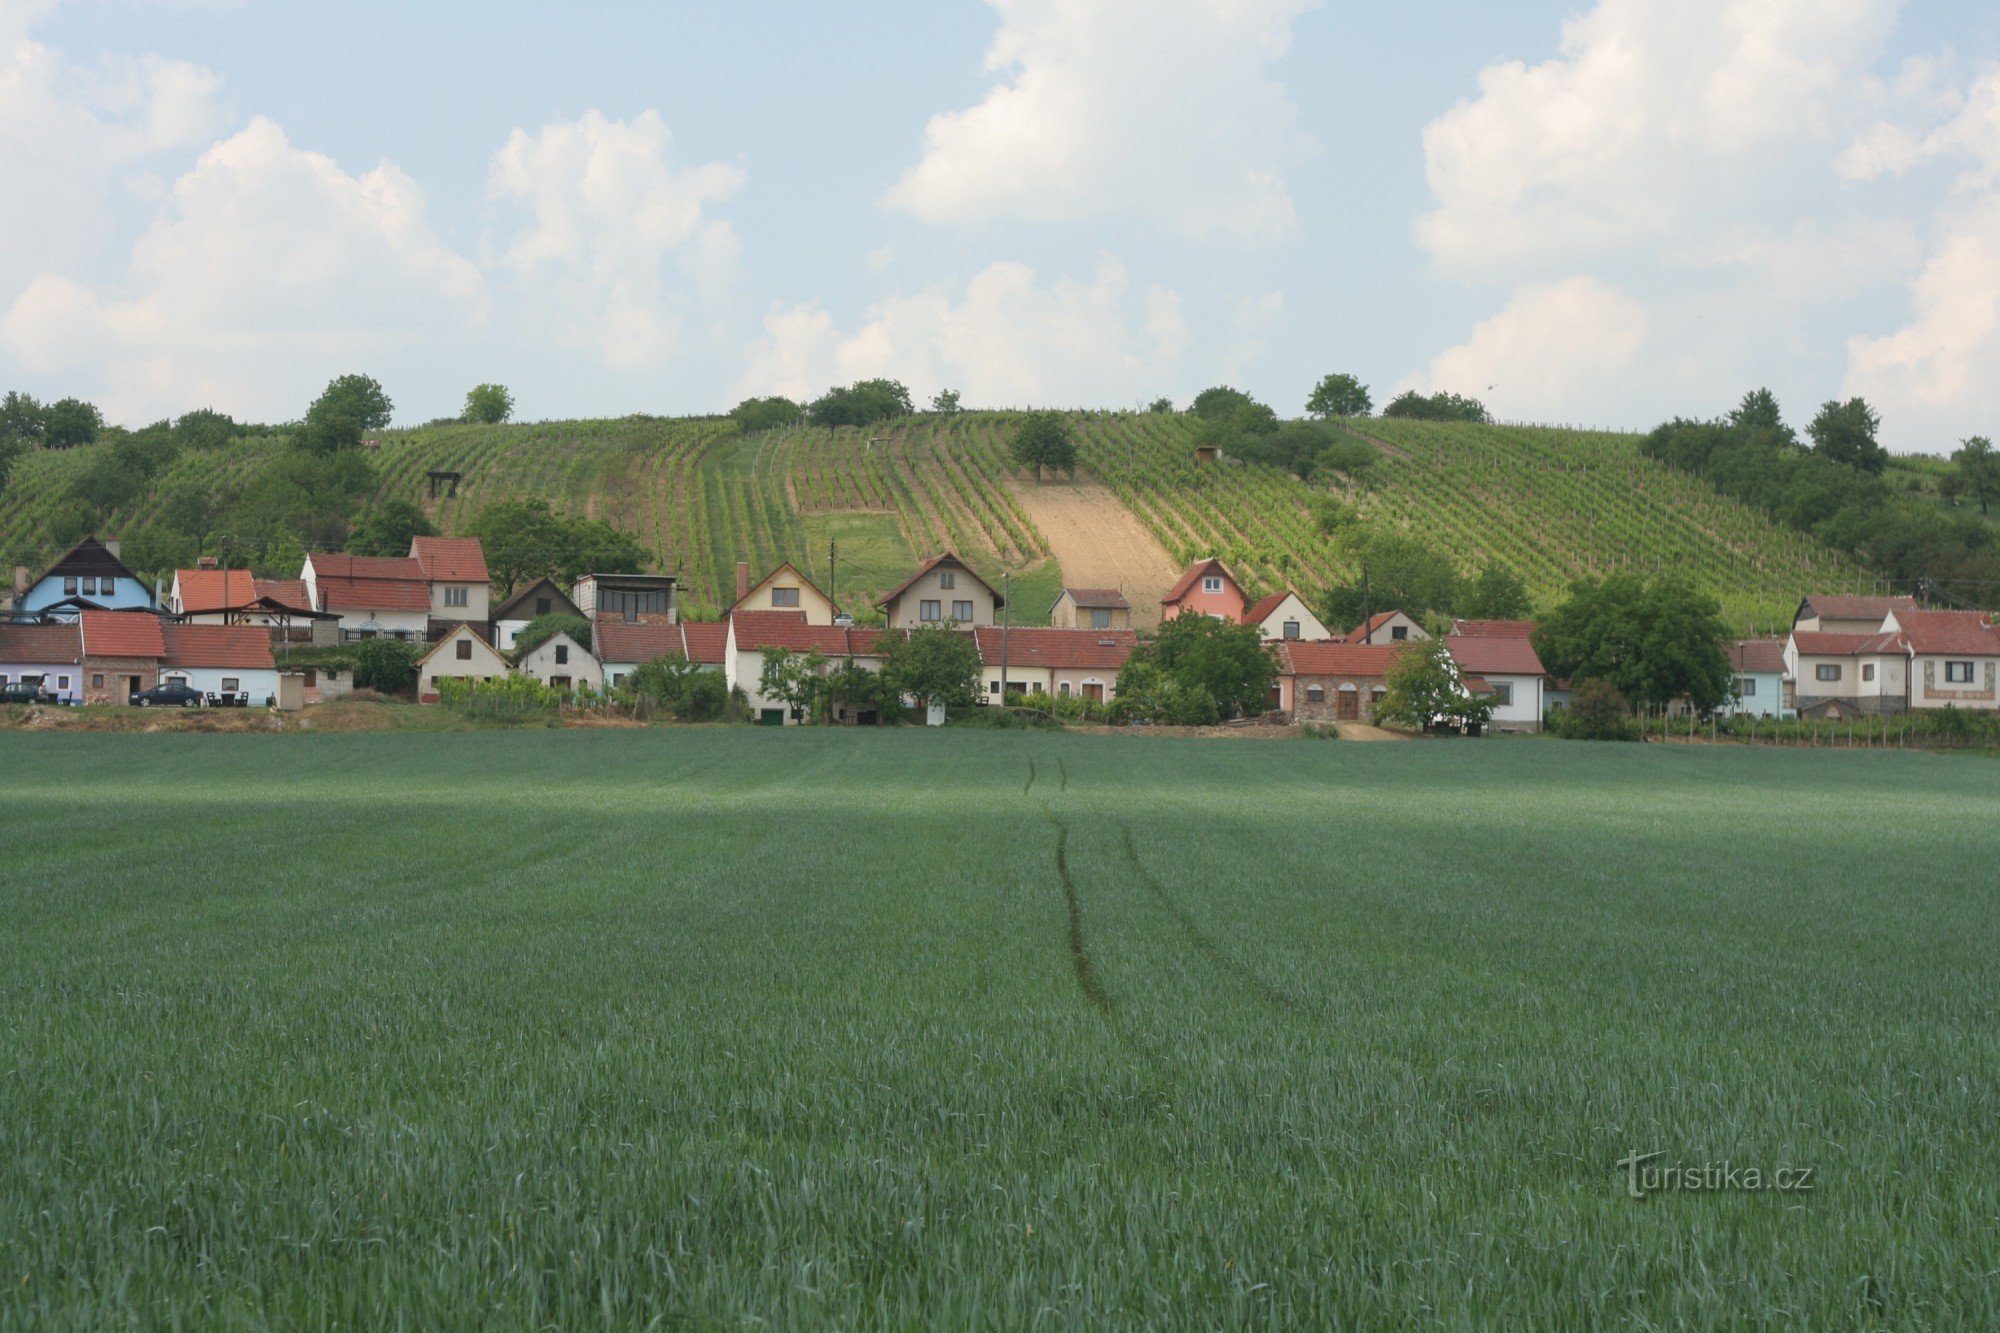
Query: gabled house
[
  {"left": 876, "top": 553, "right": 1002, "bottom": 628},
  {"left": 78, "top": 609, "right": 167, "bottom": 704},
  {"left": 596, "top": 620, "right": 728, "bottom": 691},
  {"left": 575, "top": 573, "right": 678, "bottom": 624},
  {"left": 1274, "top": 641, "right": 1411, "bottom": 721},
  {"left": 0, "top": 622, "right": 85, "bottom": 703},
  {"left": 158, "top": 623, "right": 279, "bottom": 704},
  {"left": 1245, "top": 591, "right": 1329, "bottom": 642},
  {"left": 1721, "top": 638, "right": 1793, "bottom": 719},
  {"left": 730, "top": 560, "right": 840, "bottom": 624},
  {"left": 726, "top": 610, "right": 891, "bottom": 724},
  {"left": 1445, "top": 621, "right": 1546, "bottom": 732},
  {"left": 1785, "top": 629, "right": 1908, "bottom": 718},
  {"left": 1793, "top": 594, "right": 1919, "bottom": 635},
  {"left": 1343, "top": 610, "right": 1428, "bottom": 645},
  {"left": 302, "top": 554, "right": 432, "bottom": 641},
  {"left": 490, "top": 578, "right": 583, "bottom": 652},
  {"left": 169, "top": 563, "right": 334, "bottom": 642},
  {"left": 1161, "top": 558, "right": 1246, "bottom": 623},
  {"left": 516, "top": 631, "right": 603, "bottom": 695},
  {"left": 1897, "top": 609, "right": 2000, "bottom": 711},
  {"left": 414, "top": 624, "right": 510, "bottom": 703},
  {"left": 1049, "top": 588, "right": 1132, "bottom": 630},
  {"left": 15, "top": 536, "right": 155, "bottom": 620},
  {"left": 410, "top": 536, "right": 491, "bottom": 632},
  {"left": 973, "top": 627, "right": 1137, "bottom": 702}
]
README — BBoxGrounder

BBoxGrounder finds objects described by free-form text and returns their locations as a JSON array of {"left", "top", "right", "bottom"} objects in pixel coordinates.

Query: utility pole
[
  {"left": 1000, "top": 570, "right": 1011, "bottom": 705},
  {"left": 828, "top": 537, "right": 837, "bottom": 616},
  {"left": 1361, "top": 564, "right": 1373, "bottom": 643}
]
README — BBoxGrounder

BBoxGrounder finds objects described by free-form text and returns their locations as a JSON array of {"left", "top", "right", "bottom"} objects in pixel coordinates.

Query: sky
[{"left": 3, "top": 0, "right": 1998, "bottom": 452}]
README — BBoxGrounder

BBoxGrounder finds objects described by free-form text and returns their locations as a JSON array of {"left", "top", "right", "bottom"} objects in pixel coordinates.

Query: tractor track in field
[
  {"left": 1117, "top": 826, "right": 1303, "bottom": 1014},
  {"left": 1042, "top": 806, "right": 1110, "bottom": 1014}
]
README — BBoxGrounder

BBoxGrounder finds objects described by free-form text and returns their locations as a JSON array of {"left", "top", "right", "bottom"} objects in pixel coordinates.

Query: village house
[
  {"left": 973, "top": 627, "right": 1137, "bottom": 703},
  {"left": 1049, "top": 588, "right": 1132, "bottom": 630},
  {"left": 1274, "top": 641, "right": 1410, "bottom": 721},
  {"left": 78, "top": 609, "right": 166, "bottom": 704},
  {"left": 414, "top": 624, "right": 511, "bottom": 703},
  {"left": 1785, "top": 628, "right": 1909, "bottom": 717},
  {"left": 13, "top": 536, "right": 155, "bottom": 620},
  {"left": 726, "top": 610, "right": 890, "bottom": 724},
  {"left": 1445, "top": 620, "right": 1547, "bottom": 732},
  {"left": 157, "top": 623, "right": 280, "bottom": 704},
  {"left": 489, "top": 578, "right": 583, "bottom": 652},
  {"left": 1898, "top": 609, "right": 2000, "bottom": 711},
  {"left": 1245, "top": 590, "right": 1330, "bottom": 642},
  {"left": 1344, "top": 610, "right": 1429, "bottom": 645},
  {"left": 302, "top": 554, "right": 432, "bottom": 641},
  {"left": 516, "top": 631, "right": 603, "bottom": 695},
  {"left": 1792, "top": 594, "right": 1919, "bottom": 634},
  {"left": 730, "top": 560, "right": 841, "bottom": 624},
  {"left": 876, "top": 553, "right": 1002, "bottom": 628},
  {"left": 169, "top": 561, "right": 335, "bottom": 643},
  {"left": 574, "top": 572, "right": 678, "bottom": 624},
  {"left": 596, "top": 620, "right": 728, "bottom": 691},
  {"left": 411, "top": 536, "right": 492, "bottom": 635},
  {"left": 1160, "top": 558, "right": 1247, "bottom": 623},
  {"left": 0, "top": 621, "right": 85, "bottom": 703},
  {"left": 1720, "top": 638, "right": 1793, "bottom": 719}
]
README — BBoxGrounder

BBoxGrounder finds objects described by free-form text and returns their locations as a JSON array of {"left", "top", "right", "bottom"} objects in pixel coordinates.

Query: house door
[
  {"left": 759, "top": 708, "right": 785, "bottom": 726},
  {"left": 1083, "top": 683, "right": 1104, "bottom": 702},
  {"left": 125, "top": 675, "right": 143, "bottom": 702},
  {"left": 1337, "top": 690, "right": 1360, "bottom": 721}
]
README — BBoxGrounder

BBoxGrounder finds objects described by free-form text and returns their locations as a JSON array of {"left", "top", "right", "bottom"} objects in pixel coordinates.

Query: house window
[
  {"left": 81, "top": 577, "right": 98, "bottom": 595},
  {"left": 1737, "top": 676, "right": 1757, "bottom": 697},
  {"left": 535, "top": 597, "right": 552, "bottom": 616},
  {"left": 1059, "top": 682, "right": 1072, "bottom": 697},
  {"left": 940, "top": 571, "right": 956, "bottom": 590},
  {"left": 1390, "top": 625, "right": 1409, "bottom": 641},
  {"left": 64, "top": 577, "right": 78, "bottom": 595},
  {"left": 92, "top": 674, "right": 104, "bottom": 688},
  {"left": 1090, "top": 608, "right": 1112, "bottom": 629},
  {"left": 1202, "top": 576, "right": 1223, "bottom": 594},
  {"left": 455, "top": 639, "right": 473, "bottom": 661},
  {"left": 58, "top": 676, "right": 69, "bottom": 690},
  {"left": 1816, "top": 664, "right": 1841, "bottom": 682},
  {"left": 920, "top": 600, "right": 942, "bottom": 621},
  {"left": 1862, "top": 664, "right": 1876, "bottom": 683},
  {"left": 1306, "top": 684, "right": 1325, "bottom": 702},
  {"left": 1946, "top": 660, "right": 1975, "bottom": 684},
  {"left": 989, "top": 680, "right": 1001, "bottom": 694},
  {"left": 221, "top": 677, "right": 239, "bottom": 693},
  {"left": 555, "top": 644, "right": 569, "bottom": 665},
  {"left": 953, "top": 600, "right": 974, "bottom": 622},
  {"left": 1491, "top": 681, "right": 1514, "bottom": 706},
  {"left": 1283, "top": 620, "right": 1301, "bottom": 640},
  {"left": 445, "top": 586, "right": 469, "bottom": 608},
  {"left": 101, "top": 578, "right": 115, "bottom": 595},
  {"left": 772, "top": 587, "right": 801, "bottom": 608}
]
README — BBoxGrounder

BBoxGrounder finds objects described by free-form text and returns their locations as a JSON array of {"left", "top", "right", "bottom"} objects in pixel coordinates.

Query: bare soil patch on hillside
[{"left": 1007, "top": 480, "right": 1179, "bottom": 627}]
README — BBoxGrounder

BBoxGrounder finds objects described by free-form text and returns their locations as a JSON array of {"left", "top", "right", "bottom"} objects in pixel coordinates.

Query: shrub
[
  {"left": 1551, "top": 679, "right": 1640, "bottom": 742},
  {"left": 352, "top": 639, "right": 422, "bottom": 696},
  {"left": 437, "top": 674, "right": 563, "bottom": 724},
  {"left": 625, "top": 655, "right": 730, "bottom": 722}
]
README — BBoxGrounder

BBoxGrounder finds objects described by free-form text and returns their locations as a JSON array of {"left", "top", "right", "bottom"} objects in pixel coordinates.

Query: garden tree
[
  {"left": 464, "top": 497, "right": 649, "bottom": 594},
  {"left": 173, "top": 407, "right": 238, "bottom": 450},
  {"left": 881, "top": 622, "right": 981, "bottom": 710},
  {"left": 624, "top": 654, "right": 729, "bottom": 721},
  {"left": 1459, "top": 563, "right": 1532, "bottom": 620},
  {"left": 513, "top": 613, "right": 592, "bottom": 658},
  {"left": 1382, "top": 390, "right": 1491, "bottom": 424},
  {"left": 930, "top": 388, "right": 962, "bottom": 414},
  {"left": 1550, "top": 678, "right": 1639, "bottom": 741},
  {"left": 42, "top": 397, "right": 103, "bottom": 448},
  {"left": 1374, "top": 637, "right": 1495, "bottom": 732},
  {"left": 806, "top": 378, "right": 914, "bottom": 428},
  {"left": 351, "top": 638, "right": 422, "bottom": 695},
  {"left": 347, "top": 499, "right": 435, "bottom": 557},
  {"left": 1306, "top": 373, "right": 1372, "bottom": 419},
  {"left": 2, "top": 390, "right": 47, "bottom": 446},
  {"left": 463, "top": 383, "right": 514, "bottom": 425},
  {"left": 1133, "top": 613, "right": 1277, "bottom": 718},
  {"left": 1148, "top": 396, "right": 1173, "bottom": 413},
  {"left": 1108, "top": 660, "right": 1220, "bottom": 726},
  {"left": 1009, "top": 411, "right": 1077, "bottom": 481},
  {"left": 299, "top": 373, "right": 393, "bottom": 456},
  {"left": 1316, "top": 433, "right": 1378, "bottom": 478},
  {"left": 821, "top": 658, "right": 898, "bottom": 719},
  {"left": 758, "top": 646, "right": 829, "bottom": 721},
  {"left": 1727, "top": 387, "right": 1795, "bottom": 444},
  {"left": 1807, "top": 397, "right": 1887, "bottom": 475},
  {"left": 731, "top": 396, "right": 803, "bottom": 433},
  {"left": 1532, "top": 573, "right": 1733, "bottom": 714},
  {"left": 1321, "top": 529, "right": 1464, "bottom": 629},
  {"left": 1942, "top": 436, "right": 2000, "bottom": 515}
]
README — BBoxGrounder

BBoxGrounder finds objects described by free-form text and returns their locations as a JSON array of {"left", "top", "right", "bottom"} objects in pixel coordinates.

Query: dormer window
[
  {"left": 1283, "top": 621, "right": 1301, "bottom": 640},
  {"left": 1391, "top": 625, "right": 1408, "bottom": 641},
  {"left": 772, "top": 587, "right": 801, "bottom": 608},
  {"left": 940, "top": 570, "right": 956, "bottom": 589}
]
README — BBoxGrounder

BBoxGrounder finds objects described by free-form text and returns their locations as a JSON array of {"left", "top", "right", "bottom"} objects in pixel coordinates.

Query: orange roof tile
[
  {"left": 1162, "top": 558, "right": 1238, "bottom": 605},
  {"left": 731, "top": 610, "right": 890, "bottom": 657},
  {"left": 1729, "top": 638, "right": 1788, "bottom": 674},
  {"left": 1451, "top": 618, "right": 1537, "bottom": 638},
  {"left": 0, "top": 622, "right": 83, "bottom": 664},
  {"left": 596, "top": 620, "right": 729, "bottom": 665},
  {"left": 1447, "top": 633, "right": 1546, "bottom": 676},
  {"left": 973, "top": 627, "right": 1137, "bottom": 670},
  {"left": 80, "top": 610, "right": 166, "bottom": 658},
  {"left": 410, "top": 536, "right": 489, "bottom": 583},
  {"left": 307, "top": 553, "right": 430, "bottom": 612},
  {"left": 161, "top": 623, "right": 275, "bottom": 671},
  {"left": 1061, "top": 587, "right": 1131, "bottom": 610},
  {"left": 1278, "top": 641, "right": 1410, "bottom": 676},
  {"left": 1897, "top": 610, "right": 2000, "bottom": 656},
  {"left": 174, "top": 568, "right": 258, "bottom": 614}
]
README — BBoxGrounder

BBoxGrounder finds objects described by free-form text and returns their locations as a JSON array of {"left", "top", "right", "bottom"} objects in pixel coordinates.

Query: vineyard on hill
[{"left": 2, "top": 411, "right": 1872, "bottom": 629}]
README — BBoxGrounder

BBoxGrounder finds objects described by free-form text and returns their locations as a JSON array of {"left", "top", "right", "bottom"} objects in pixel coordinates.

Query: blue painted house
[{"left": 15, "top": 536, "right": 157, "bottom": 620}]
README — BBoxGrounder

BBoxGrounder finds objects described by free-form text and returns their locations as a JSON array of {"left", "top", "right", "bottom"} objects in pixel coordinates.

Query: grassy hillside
[
  {"left": 2, "top": 411, "right": 1871, "bottom": 628},
  {"left": 3, "top": 731, "right": 1996, "bottom": 1325}
]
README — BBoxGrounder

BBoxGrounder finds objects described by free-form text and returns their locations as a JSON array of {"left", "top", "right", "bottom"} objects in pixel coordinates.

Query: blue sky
[{"left": 5, "top": 1, "right": 1998, "bottom": 451}]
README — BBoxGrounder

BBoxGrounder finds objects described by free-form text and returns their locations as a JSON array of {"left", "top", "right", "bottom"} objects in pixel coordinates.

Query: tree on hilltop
[
  {"left": 1943, "top": 436, "right": 2000, "bottom": 515},
  {"left": 1382, "top": 390, "right": 1490, "bottom": 424},
  {"left": 806, "top": 379, "right": 913, "bottom": 429},
  {"left": 299, "top": 374, "right": 393, "bottom": 456},
  {"left": 464, "top": 384, "right": 515, "bottom": 425},
  {"left": 1009, "top": 411, "right": 1077, "bottom": 481},
  {"left": 1807, "top": 398, "right": 1887, "bottom": 475},
  {"left": 1307, "top": 373, "right": 1372, "bottom": 419}
]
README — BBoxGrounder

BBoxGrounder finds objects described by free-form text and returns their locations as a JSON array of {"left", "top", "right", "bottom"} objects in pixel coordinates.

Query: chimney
[
  {"left": 102, "top": 536, "right": 121, "bottom": 560},
  {"left": 12, "top": 566, "right": 27, "bottom": 597},
  {"left": 735, "top": 560, "right": 750, "bottom": 602},
  {"left": 197, "top": 556, "right": 219, "bottom": 570}
]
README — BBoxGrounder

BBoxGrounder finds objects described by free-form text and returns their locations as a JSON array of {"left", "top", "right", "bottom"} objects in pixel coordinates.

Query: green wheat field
[{"left": 2, "top": 731, "right": 1995, "bottom": 1327}]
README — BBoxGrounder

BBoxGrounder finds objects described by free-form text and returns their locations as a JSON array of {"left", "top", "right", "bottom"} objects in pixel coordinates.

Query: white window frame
[
  {"left": 952, "top": 600, "right": 974, "bottom": 622},
  {"left": 1202, "top": 576, "right": 1223, "bottom": 594},
  {"left": 939, "top": 570, "right": 956, "bottom": 590},
  {"left": 1816, "top": 664, "right": 1841, "bottom": 682},
  {"left": 1490, "top": 681, "right": 1514, "bottom": 707},
  {"left": 920, "top": 600, "right": 942, "bottom": 622},
  {"left": 1945, "top": 660, "right": 1975, "bottom": 684},
  {"left": 771, "top": 586, "right": 801, "bottom": 608}
]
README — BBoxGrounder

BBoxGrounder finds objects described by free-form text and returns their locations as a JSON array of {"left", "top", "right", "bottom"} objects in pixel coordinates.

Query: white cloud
[
  {"left": 2, "top": 117, "right": 485, "bottom": 422},
  {"left": 488, "top": 110, "right": 745, "bottom": 370},
  {"left": 886, "top": 0, "right": 1314, "bottom": 242},
  {"left": 1841, "top": 65, "right": 2000, "bottom": 190},
  {"left": 737, "top": 258, "right": 1189, "bottom": 407},
  {"left": 1398, "top": 278, "right": 1649, "bottom": 424}
]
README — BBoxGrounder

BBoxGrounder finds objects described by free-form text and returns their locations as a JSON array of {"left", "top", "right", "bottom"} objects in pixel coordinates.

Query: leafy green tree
[
  {"left": 731, "top": 396, "right": 803, "bottom": 433},
  {"left": 806, "top": 379, "right": 913, "bottom": 428},
  {"left": 1374, "top": 637, "right": 1495, "bottom": 731},
  {"left": 1316, "top": 434, "right": 1378, "bottom": 477},
  {"left": 881, "top": 622, "right": 981, "bottom": 710},
  {"left": 1009, "top": 411, "right": 1078, "bottom": 481},
  {"left": 1322, "top": 530, "right": 1464, "bottom": 629},
  {"left": 1189, "top": 386, "right": 1262, "bottom": 422},
  {"left": 1532, "top": 574, "right": 1733, "bottom": 713},
  {"left": 759, "top": 646, "right": 829, "bottom": 721},
  {"left": 1459, "top": 563, "right": 1532, "bottom": 620},
  {"left": 1550, "top": 678, "right": 1639, "bottom": 741},
  {"left": 513, "top": 613, "right": 592, "bottom": 658},
  {"left": 352, "top": 638, "right": 422, "bottom": 695},
  {"left": 347, "top": 499, "right": 435, "bottom": 557},
  {"left": 930, "top": 389, "right": 962, "bottom": 414},
  {"left": 1147, "top": 397, "right": 1173, "bottom": 413},
  {"left": 463, "top": 383, "right": 514, "bottom": 425},
  {"left": 1108, "top": 660, "right": 1220, "bottom": 726},
  {"left": 1135, "top": 613, "right": 1277, "bottom": 718},
  {"left": 43, "top": 397, "right": 103, "bottom": 448},
  {"left": 1942, "top": 436, "right": 2000, "bottom": 515},
  {"left": 822, "top": 658, "right": 899, "bottom": 720},
  {"left": 1727, "top": 387, "right": 1795, "bottom": 444},
  {"left": 1306, "top": 373, "right": 1372, "bottom": 419},
  {"left": 1382, "top": 390, "right": 1491, "bottom": 424},
  {"left": 299, "top": 374, "right": 393, "bottom": 456},
  {"left": 1807, "top": 398, "right": 1887, "bottom": 475},
  {"left": 173, "top": 408, "right": 237, "bottom": 450},
  {"left": 2, "top": 391, "right": 47, "bottom": 446},
  {"left": 465, "top": 498, "right": 649, "bottom": 594},
  {"left": 624, "top": 654, "right": 729, "bottom": 721}
]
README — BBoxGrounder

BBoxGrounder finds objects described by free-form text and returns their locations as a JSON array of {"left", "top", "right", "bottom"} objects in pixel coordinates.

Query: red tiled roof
[
  {"left": 1462, "top": 675, "right": 1494, "bottom": 695},
  {"left": 175, "top": 569, "right": 258, "bottom": 614},
  {"left": 80, "top": 610, "right": 166, "bottom": 658},
  {"left": 253, "top": 578, "right": 313, "bottom": 612},
  {"left": 1342, "top": 611, "right": 1409, "bottom": 643},
  {"left": 731, "top": 610, "right": 891, "bottom": 658},
  {"left": 1897, "top": 609, "right": 2000, "bottom": 656},
  {"left": 161, "top": 623, "right": 275, "bottom": 671},
  {"left": 1277, "top": 641, "right": 1410, "bottom": 677},
  {"left": 1451, "top": 618, "right": 1536, "bottom": 639},
  {"left": 1162, "top": 557, "right": 1237, "bottom": 605},
  {"left": 1447, "top": 633, "right": 1546, "bottom": 676},
  {"left": 732, "top": 561, "right": 839, "bottom": 615},
  {"left": 874, "top": 553, "right": 1001, "bottom": 610},
  {"left": 1730, "top": 638, "right": 1788, "bottom": 674},
  {"left": 410, "top": 536, "right": 489, "bottom": 583},
  {"left": 307, "top": 553, "right": 430, "bottom": 612},
  {"left": 1801, "top": 594, "right": 1918, "bottom": 622},
  {"left": 1791, "top": 630, "right": 1905, "bottom": 656},
  {"left": 973, "top": 626, "right": 1137, "bottom": 670},
  {"left": 0, "top": 622, "right": 83, "bottom": 663},
  {"left": 1243, "top": 593, "right": 1290, "bottom": 624},
  {"left": 596, "top": 619, "right": 729, "bottom": 665},
  {"left": 1061, "top": 587, "right": 1131, "bottom": 610}
]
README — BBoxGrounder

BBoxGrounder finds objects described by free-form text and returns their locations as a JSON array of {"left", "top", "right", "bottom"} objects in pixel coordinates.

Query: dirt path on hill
[{"left": 1006, "top": 479, "right": 1179, "bottom": 627}]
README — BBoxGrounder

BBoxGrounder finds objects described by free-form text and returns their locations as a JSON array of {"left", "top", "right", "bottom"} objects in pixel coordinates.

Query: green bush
[
  {"left": 1551, "top": 679, "right": 1640, "bottom": 742},
  {"left": 352, "top": 638, "right": 422, "bottom": 696},
  {"left": 436, "top": 674, "right": 563, "bottom": 724},
  {"left": 515, "top": 613, "right": 591, "bottom": 658},
  {"left": 623, "top": 656, "right": 732, "bottom": 723}
]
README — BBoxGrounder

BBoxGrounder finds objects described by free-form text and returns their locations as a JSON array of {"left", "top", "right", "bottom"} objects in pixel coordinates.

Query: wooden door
[{"left": 1337, "top": 690, "right": 1360, "bottom": 721}]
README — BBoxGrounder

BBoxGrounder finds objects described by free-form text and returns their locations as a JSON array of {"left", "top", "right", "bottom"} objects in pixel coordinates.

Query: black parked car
[
  {"left": 132, "top": 682, "right": 205, "bottom": 708},
  {"left": 0, "top": 681, "right": 52, "bottom": 705}
]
